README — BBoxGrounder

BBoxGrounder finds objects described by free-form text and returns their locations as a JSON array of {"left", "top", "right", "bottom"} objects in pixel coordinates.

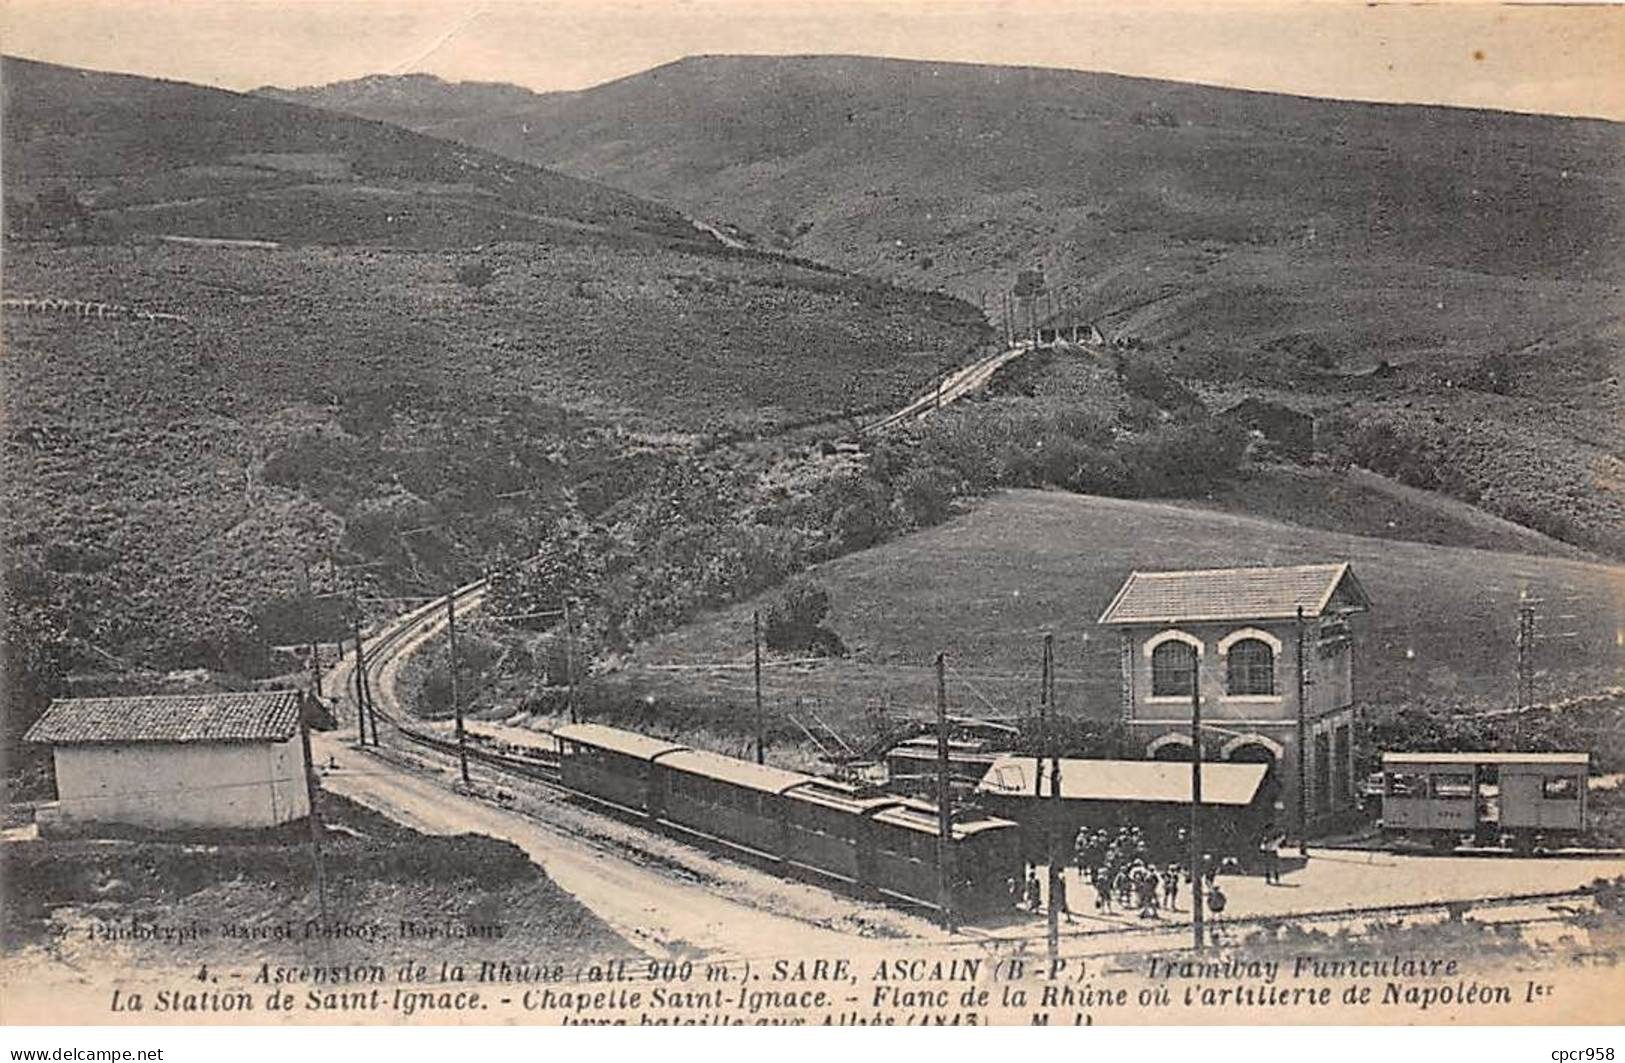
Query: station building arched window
[
  {"left": 1226, "top": 638, "right": 1276, "bottom": 696},
  {"left": 1151, "top": 640, "right": 1197, "bottom": 697}
]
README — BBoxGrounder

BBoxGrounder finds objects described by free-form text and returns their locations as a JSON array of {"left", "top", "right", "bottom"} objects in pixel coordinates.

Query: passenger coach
[
  {"left": 554, "top": 723, "right": 1021, "bottom": 914},
  {"left": 1379, "top": 751, "right": 1590, "bottom": 851}
]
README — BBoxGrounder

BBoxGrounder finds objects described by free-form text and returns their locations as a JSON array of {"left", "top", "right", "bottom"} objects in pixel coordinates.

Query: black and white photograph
[{"left": 1, "top": 0, "right": 1622, "bottom": 1033}]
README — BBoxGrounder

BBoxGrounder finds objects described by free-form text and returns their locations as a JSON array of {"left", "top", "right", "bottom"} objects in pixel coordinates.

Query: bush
[
  {"left": 762, "top": 578, "right": 845, "bottom": 656},
  {"left": 455, "top": 261, "right": 496, "bottom": 291},
  {"left": 892, "top": 464, "right": 958, "bottom": 529}
]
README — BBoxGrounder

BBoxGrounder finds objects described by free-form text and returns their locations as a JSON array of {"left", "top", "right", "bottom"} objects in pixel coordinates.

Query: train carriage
[
  {"left": 869, "top": 799, "right": 1022, "bottom": 912},
  {"left": 653, "top": 748, "right": 813, "bottom": 857},
  {"left": 555, "top": 723, "right": 686, "bottom": 815},
  {"left": 553, "top": 722, "right": 1023, "bottom": 916},
  {"left": 1380, "top": 751, "right": 1589, "bottom": 851},
  {"left": 781, "top": 780, "right": 903, "bottom": 884}
]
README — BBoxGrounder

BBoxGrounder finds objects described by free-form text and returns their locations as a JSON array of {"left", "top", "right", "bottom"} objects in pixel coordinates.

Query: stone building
[{"left": 1097, "top": 563, "right": 1372, "bottom": 830}]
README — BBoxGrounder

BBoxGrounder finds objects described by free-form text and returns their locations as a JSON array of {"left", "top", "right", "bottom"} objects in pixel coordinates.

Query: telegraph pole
[
  {"left": 448, "top": 588, "right": 469, "bottom": 787},
  {"left": 358, "top": 605, "right": 379, "bottom": 746},
  {"left": 351, "top": 600, "right": 369, "bottom": 746},
  {"left": 1189, "top": 650, "right": 1205, "bottom": 952},
  {"left": 1043, "top": 633, "right": 1060, "bottom": 968},
  {"left": 563, "top": 598, "right": 578, "bottom": 725},
  {"left": 934, "top": 653, "right": 956, "bottom": 932},
  {"left": 297, "top": 698, "right": 329, "bottom": 927},
  {"left": 1516, "top": 594, "right": 1536, "bottom": 714},
  {"left": 303, "top": 558, "right": 323, "bottom": 699},
  {"left": 753, "top": 610, "right": 765, "bottom": 765},
  {"left": 1296, "top": 605, "right": 1309, "bottom": 857}
]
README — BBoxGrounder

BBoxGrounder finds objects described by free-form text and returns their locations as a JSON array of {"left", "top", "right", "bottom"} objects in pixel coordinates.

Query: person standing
[
  {"left": 1163, "top": 862, "right": 1180, "bottom": 910},
  {"left": 1259, "top": 828, "right": 1282, "bottom": 885}
]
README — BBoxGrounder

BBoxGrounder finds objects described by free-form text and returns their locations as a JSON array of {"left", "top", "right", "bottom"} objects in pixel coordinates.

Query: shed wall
[{"left": 52, "top": 736, "right": 309, "bottom": 830}]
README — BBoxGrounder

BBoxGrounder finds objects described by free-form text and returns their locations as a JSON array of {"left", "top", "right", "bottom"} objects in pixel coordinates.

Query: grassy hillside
[
  {"left": 272, "top": 56, "right": 1625, "bottom": 557},
  {"left": 605, "top": 490, "right": 1624, "bottom": 749},
  {"left": 0, "top": 57, "right": 989, "bottom": 735},
  {"left": 2, "top": 55, "right": 690, "bottom": 248},
  {"left": 378, "top": 55, "right": 1621, "bottom": 347}
]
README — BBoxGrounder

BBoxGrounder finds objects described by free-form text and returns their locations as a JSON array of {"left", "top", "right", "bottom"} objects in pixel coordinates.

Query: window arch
[
  {"left": 1151, "top": 640, "right": 1197, "bottom": 697},
  {"left": 1226, "top": 638, "right": 1276, "bottom": 696}
]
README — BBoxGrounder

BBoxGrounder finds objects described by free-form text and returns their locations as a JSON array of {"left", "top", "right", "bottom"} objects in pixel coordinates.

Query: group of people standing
[{"left": 1014, "top": 822, "right": 1277, "bottom": 924}]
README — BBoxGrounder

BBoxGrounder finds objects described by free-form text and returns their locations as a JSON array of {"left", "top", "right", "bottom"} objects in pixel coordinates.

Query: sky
[{"left": 2, "top": 0, "right": 1621, "bottom": 120}]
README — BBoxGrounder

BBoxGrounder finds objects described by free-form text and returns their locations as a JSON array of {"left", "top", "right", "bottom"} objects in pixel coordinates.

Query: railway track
[
  {"left": 341, "top": 592, "right": 961, "bottom": 917},
  {"left": 332, "top": 570, "right": 1622, "bottom": 948},
  {"left": 862, "top": 342, "right": 1032, "bottom": 434}
]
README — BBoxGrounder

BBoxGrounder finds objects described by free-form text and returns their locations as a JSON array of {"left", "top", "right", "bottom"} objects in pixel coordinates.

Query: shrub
[
  {"left": 762, "top": 578, "right": 845, "bottom": 656},
  {"left": 455, "top": 261, "right": 496, "bottom": 291}
]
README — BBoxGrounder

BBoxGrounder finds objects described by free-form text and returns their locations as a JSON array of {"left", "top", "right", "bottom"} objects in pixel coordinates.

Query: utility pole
[
  {"left": 753, "top": 610, "right": 765, "bottom": 765},
  {"left": 563, "top": 598, "right": 578, "bottom": 725},
  {"left": 1296, "top": 605, "right": 1309, "bottom": 857},
  {"left": 297, "top": 697, "right": 329, "bottom": 927},
  {"left": 359, "top": 604, "right": 379, "bottom": 746},
  {"left": 303, "top": 558, "right": 323, "bottom": 699},
  {"left": 1189, "top": 649, "right": 1205, "bottom": 952},
  {"left": 1043, "top": 633, "right": 1059, "bottom": 968},
  {"left": 1516, "top": 594, "right": 1536, "bottom": 716},
  {"left": 351, "top": 600, "right": 368, "bottom": 746},
  {"left": 934, "top": 653, "right": 956, "bottom": 933},
  {"left": 448, "top": 588, "right": 469, "bottom": 787}
]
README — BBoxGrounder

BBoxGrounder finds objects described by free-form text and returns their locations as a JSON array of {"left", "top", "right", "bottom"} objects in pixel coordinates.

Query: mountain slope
[
  {"left": 1, "top": 57, "right": 989, "bottom": 691},
  {"left": 259, "top": 72, "right": 556, "bottom": 134},
  {"left": 270, "top": 54, "right": 1625, "bottom": 558},
  {"left": 3, "top": 55, "right": 692, "bottom": 248}
]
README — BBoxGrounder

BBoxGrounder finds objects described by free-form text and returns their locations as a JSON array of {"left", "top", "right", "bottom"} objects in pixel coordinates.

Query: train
[
  {"left": 553, "top": 722, "right": 1022, "bottom": 914},
  {"left": 1378, "top": 751, "right": 1590, "bottom": 852}
]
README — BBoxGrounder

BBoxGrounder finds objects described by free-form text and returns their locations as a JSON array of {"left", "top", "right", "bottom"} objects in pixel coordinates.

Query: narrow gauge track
[
  {"left": 347, "top": 589, "right": 961, "bottom": 918},
  {"left": 372, "top": 708, "right": 961, "bottom": 917}
]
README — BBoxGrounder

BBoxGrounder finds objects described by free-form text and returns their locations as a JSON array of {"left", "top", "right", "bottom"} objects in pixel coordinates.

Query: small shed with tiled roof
[
  {"left": 25, "top": 691, "right": 315, "bottom": 831},
  {"left": 1098, "top": 563, "right": 1371, "bottom": 832}
]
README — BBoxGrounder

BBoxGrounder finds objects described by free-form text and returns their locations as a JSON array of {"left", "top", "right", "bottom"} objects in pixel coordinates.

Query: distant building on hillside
[
  {"left": 25, "top": 690, "right": 317, "bottom": 832},
  {"left": 1097, "top": 563, "right": 1372, "bottom": 830}
]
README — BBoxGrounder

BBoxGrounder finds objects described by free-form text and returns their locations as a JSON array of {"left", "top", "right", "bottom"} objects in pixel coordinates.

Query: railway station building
[{"left": 1098, "top": 562, "right": 1372, "bottom": 833}]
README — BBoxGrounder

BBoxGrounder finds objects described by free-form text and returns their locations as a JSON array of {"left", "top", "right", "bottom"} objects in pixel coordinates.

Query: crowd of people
[{"left": 1013, "top": 822, "right": 1283, "bottom": 924}]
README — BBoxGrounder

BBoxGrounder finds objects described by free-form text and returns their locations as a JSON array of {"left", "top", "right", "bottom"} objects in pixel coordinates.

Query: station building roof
[
  {"left": 977, "top": 755, "right": 1268, "bottom": 807},
  {"left": 1098, "top": 562, "right": 1370, "bottom": 625}
]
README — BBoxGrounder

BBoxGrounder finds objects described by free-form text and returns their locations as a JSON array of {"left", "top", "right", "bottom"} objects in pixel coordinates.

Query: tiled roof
[
  {"left": 24, "top": 691, "right": 304, "bottom": 745},
  {"left": 977, "top": 756, "right": 1269, "bottom": 807},
  {"left": 1097, "top": 562, "right": 1369, "bottom": 624}
]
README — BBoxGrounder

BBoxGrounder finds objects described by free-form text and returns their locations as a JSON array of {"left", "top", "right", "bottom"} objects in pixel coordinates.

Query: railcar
[
  {"left": 553, "top": 722, "right": 1021, "bottom": 914},
  {"left": 556, "top": 723, "right": 685, "bottom": 814},
  {"left": 1379, "top": 751, "right": 1589, "bottom": 852},
  {"left": 781, "top": 779, "right": 901, "bottom": 885},
  {"left": 656, "top": 748, "right": 811, "bottom": 856},
  {"left": 868, "top": 798, "right": 1024, "bottom": 911}
]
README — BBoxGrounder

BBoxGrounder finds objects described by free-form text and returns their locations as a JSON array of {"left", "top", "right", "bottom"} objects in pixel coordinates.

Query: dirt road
[{"left": 317, "top": 594, "right": 917, "bottom": 962}]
